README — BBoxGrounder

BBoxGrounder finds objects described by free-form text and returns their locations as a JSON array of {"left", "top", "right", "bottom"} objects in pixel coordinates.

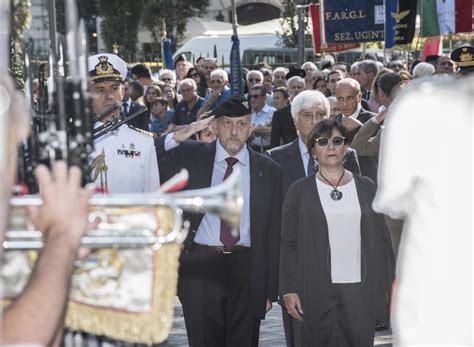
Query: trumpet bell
[{"left": 2, "top": 168, "right": 243, "bottom": 343}]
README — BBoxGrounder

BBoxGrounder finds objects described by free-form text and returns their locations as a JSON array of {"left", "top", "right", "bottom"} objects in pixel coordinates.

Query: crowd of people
[{"left": 2, "top": 42, "right": 473, "bottom": 347}]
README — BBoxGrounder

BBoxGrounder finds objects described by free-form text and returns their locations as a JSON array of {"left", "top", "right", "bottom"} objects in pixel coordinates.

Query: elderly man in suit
[
  {"left": 267, "top": 90, "right": 360, "bottom": 347},
  {"left": 156, "top": 96, "right": 282, "bottom": 347},
  {"left": 334, "top": 78, "right": 377, "bottom": 181}
]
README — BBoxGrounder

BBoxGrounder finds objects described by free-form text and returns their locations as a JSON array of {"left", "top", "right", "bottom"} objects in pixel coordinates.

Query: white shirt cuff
[{"left": 164, "top": 133, "right": 180, "bottom": 151}]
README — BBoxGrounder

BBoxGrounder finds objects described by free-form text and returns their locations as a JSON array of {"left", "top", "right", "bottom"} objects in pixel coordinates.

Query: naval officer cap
[
  {"left": 451, "top": 45, "right": 474, "bottom": 74},
  {"left": 211, "top": 96, "right": 251, "bottom": 118},
  {"left": 88, "top": 53, "right": 128, "bottom": 83}
]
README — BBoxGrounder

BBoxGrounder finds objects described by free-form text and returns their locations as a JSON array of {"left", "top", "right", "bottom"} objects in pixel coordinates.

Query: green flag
[{"left": 421, "top": 0, "right": 440, "bottom": 37}]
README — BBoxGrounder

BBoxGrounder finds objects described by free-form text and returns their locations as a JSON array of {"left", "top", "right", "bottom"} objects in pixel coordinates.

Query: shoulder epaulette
[{"left": 127, "top": 124, "right": 155, "bottom": 138}]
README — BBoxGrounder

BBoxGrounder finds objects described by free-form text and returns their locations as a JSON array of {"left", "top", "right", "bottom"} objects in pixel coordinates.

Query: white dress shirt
[
  {"left": 344, "top": 104, "right": 362, "bottom": 119},
  {"left": 251, "top": 104, "right": 276, "bottom": 147},
  {"left": 164, "top": 134, "right": 251, "bottom": 247}
]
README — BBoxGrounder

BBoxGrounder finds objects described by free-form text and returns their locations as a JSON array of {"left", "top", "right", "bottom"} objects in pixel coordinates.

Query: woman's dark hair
[
  {"left": 273, "top": 86, "right": 289, "bottom": 99},
  {"left": 306, "top": 118, "right": 349, "bottom": 152},
  {"left": 144, "top": 85, "right": 163, "bottom": 109},
  {"left": 186, "top": 67, "right": 209, "bottom": 97},
  {"left": 162, "top": 84, "right": 179, "bottom": 109}
]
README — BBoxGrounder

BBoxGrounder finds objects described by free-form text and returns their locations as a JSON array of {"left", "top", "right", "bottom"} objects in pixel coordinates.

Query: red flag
[
  {"left": 422, "top": 36, "right": 442, "bottom": 62},
  {"left": 310, "top": 4, "right": 322, "bottom": 53},
  {"left": 455, "top": 0, "right": 473, "bottom": 33}
]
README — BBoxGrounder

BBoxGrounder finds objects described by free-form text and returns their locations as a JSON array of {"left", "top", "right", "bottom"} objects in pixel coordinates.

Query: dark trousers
[
  {"left": 177, "top": 248, "right": 260, "bottom": 347},
  {"left": 294, "top": 283, "right": 375, "bottom": 347}
]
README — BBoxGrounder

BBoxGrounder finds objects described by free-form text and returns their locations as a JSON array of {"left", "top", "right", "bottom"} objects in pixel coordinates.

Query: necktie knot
[{"left": 225, "top": 157, "right": 238, "bottom": 167}]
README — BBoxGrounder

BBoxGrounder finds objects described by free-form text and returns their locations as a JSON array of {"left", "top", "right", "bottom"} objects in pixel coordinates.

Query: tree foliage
[
  {"left": 98, "top": 0, "right": 144, "bottom": 58},
  {"left": 10, "top": 0, "right": 31, "bottom": 41},
  {"left": 141, "top": 0, "right": 209, "bottom": 53},
  {"left": 278, "top": 0, "right": 312, "bottom": 48}
]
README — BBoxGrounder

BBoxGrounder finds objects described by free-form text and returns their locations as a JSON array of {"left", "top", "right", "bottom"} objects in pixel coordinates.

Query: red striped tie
[{"left": 220, "top": 157, "right": 240, "bottom": 249}]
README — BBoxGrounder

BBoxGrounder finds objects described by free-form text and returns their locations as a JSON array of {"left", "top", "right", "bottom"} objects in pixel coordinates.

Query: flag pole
[{"left": 230, "top": 0, "right": 243, "bottom": 96}]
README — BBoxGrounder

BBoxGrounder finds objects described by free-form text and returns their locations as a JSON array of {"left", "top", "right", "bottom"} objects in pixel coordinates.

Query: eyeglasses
[
  {"left": 249, "top": 94, "right": 264, "bottom": 99},
  {"left": 210, "top": 79, "right": 223, "bottom": 84},
  {"left": 248, "top": 78, "right": 262, "bottom": 83},
  {"left": 314, "top": 136, "right": 346, "bottom": 147},
  {"left": 161, "top": 77, "right": 172, "bottom": 81}
]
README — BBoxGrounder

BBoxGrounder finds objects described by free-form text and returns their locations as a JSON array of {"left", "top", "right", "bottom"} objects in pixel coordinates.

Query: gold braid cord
[
  {"left": 90, "top": 149, "right": 108, "bottom": 192},
  {"left": 64, "top": 207, "right": 182, "bottom": 344}
]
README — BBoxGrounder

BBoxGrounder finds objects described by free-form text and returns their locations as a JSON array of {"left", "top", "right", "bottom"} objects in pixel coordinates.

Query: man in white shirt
[
  {"left": 249, "top": 84, "right": 276, "bottom": 152},
  {"left": 87, "top": 53, "right": 160, "bottom": 194}
]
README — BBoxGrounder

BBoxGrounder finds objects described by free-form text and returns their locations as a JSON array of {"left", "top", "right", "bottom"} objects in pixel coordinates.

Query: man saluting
[{"left": 157, "top": 96, "right": 282, "bottom": 347}]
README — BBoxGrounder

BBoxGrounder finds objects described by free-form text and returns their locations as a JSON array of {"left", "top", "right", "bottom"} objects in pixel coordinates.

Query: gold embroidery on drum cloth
[
  {"left": 90, "top": 149, "right": 108, "bottom": 192},
  {"left": 65, "top": 207, "right": 182, "bottom": 344}
]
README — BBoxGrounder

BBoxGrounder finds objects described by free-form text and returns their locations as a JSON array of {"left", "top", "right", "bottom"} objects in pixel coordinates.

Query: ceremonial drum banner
[
  {"left": 2, "top": 207, "right": 182, "bottom": 344},
  {"left": 320, "top": 0, "right": 385, "bottom": 44}
]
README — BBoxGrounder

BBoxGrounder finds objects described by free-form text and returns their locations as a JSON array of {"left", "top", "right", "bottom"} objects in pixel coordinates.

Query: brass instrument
[
  {"left": 2, "top": 168, "right": 243, "bottom": 344},
  {"left": 5, "top": 168, "right": 243, "bottom": 250}
]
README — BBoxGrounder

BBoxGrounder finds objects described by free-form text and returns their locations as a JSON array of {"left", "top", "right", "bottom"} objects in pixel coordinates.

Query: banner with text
[
  {"left": 321, "top": 0, "right": 385, "bottom": 44},
  {"left": 309, "top": 4, "right": 360, "bottom": 53}
]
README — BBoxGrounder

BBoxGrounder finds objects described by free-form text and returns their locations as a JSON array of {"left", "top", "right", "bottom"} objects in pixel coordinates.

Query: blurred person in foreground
[
  {"left": 0, "top": 75, "right": 92, "bottom": 346},
  {"left": 373, "top": 76, "right": 473, "bottom": 346},
  {"left": 280, "top": 118, "right": 394, "bottom": 346}
]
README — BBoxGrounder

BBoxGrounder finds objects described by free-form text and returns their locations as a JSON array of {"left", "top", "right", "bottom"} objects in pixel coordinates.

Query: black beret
[
  {"left": 285, "top": 68, "right": 306, "bottom": 80},
  {"left": 174, "top": 54, "right": 187, "bottom": 67},
  {"left": 211, "top": 96, "right": 251, "bottom": 118},
  {"left": 451, "top": 46, "right": 474, "bottom": 72}
]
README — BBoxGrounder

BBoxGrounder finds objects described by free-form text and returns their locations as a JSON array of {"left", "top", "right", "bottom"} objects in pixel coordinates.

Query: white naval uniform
[{"left": 91, "top": 123, "right": 160, "bottom": 193}]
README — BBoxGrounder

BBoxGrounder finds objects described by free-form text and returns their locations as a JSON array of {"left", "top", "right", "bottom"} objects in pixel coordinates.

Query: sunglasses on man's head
[{"left": 314, "top": 136, "right": 346, "bottom": 147}]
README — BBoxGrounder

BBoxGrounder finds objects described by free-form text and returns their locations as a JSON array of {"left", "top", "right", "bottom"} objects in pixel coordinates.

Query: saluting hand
[{"left": 173, "top": 116, "right": 215, "bottom": 143}]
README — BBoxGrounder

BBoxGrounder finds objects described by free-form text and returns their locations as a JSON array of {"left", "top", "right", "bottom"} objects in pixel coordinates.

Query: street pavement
[{"left": 162, "top": 298, "right": 393, "bottom": 346}]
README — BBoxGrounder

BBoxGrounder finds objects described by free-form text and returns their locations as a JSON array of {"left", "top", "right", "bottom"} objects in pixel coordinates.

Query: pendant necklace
[{"left": 318, "top": 170, "right": 345, "bottom": 201}]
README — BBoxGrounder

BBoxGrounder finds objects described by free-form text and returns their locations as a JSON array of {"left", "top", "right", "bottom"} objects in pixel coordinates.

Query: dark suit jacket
[
  {"left": 335, "top": 108, "right": 378, "bottom": 182},
  {"left": 267, "top": 138, "right": 360, "bottom": 199},
  {"left": 156, "top": 138, "right": 282, "bottom": 318},
  {"left": 125, "top": 101, "right": 148, "bottom": 131},
  {"left": 270, "top": 105, "right": 297, "bottom": 149},
  {"left": 280, "top": 174, "right": 394, "bottom": 328}
]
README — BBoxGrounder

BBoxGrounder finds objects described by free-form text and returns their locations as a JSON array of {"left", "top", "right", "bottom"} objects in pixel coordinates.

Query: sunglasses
[
  {"left": 314, "top": 136, "right": 346, "bottom": 147},
  {"left": 161, "top": 77, "right": 172, "bottom": 81}
]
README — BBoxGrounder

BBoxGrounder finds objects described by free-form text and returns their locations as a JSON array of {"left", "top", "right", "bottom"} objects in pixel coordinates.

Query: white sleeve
[
  {"left": 372, "top": 94, "right": 421, "bottom": 219},
  {"left": 164, "top": 133, "right": 179, "bottom": 151},
  {"left": 143, "top": 138, "right": 161, "bottom": 192}
]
